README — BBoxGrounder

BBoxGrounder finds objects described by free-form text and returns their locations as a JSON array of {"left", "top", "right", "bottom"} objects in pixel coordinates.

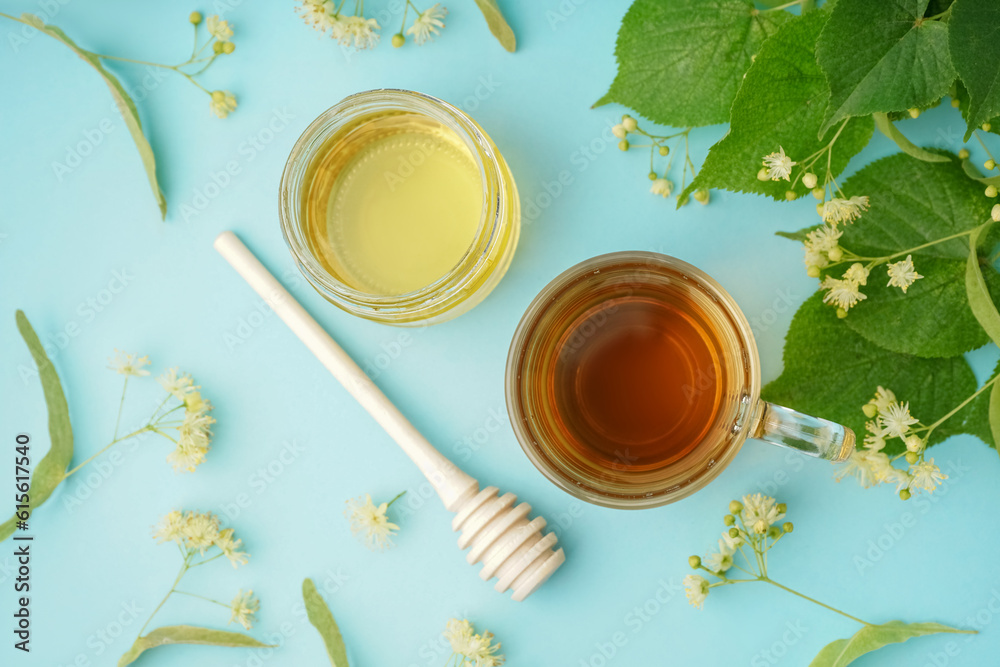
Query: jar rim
[
  {"left": 279, "top": 89, "right": 506, "bottom": 316},
  {"left": 504, "top": 251, "right": 762, "bottom": 509}
]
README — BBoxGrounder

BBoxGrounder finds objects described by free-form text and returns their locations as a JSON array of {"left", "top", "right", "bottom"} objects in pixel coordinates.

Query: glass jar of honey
[{"left": 280, "top": 89, "right": 520, "bottom": 325}]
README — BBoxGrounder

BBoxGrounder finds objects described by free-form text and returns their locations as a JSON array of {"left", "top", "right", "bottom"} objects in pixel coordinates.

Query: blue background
[{"left": 2, "top": 1, "right": 999, "bottom": 666}]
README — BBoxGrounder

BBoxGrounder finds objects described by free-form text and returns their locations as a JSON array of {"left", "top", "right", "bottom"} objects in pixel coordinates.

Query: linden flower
[
  {"left": 806, "top": 224, "right": 842, "bottom": 252},
  {"left": 650, "top": 178, "right": 673, "bottom": 198},
  {"left": 297, "top": 0, "right": 340, "bottom": 32},
  {"left": 843, "top": 263, "right": 869, "bottom": 285},
  {"left": 407, "top": 4, "right": 447, "bottom": 45},
  {"left": 210, "top": 90, "right": 238, "bottom": 119},
  {"left": 206, "top": 15, "right": 234, "bottom": 42},
  {"left": 881, "top": 402, "right": 918, "bottom": 439},
  {"left": 833, "top": 449, "right": 878, "bottom": 489},
  {"left": 339, "top": 15, "right": 381, "bottom": 49},
  {"left": 703, "top": 535, "right": 736, "bottom": 574},
  {"left": 864, "top": 386, "right": 896, "bottom": 418},
  {"left": 158, "top": 368, "right": 195, "bottom": 399},
  {"left": 762, "top": 146, "right": 795, "bottom": 181},
  {"left": 886, "top": 254, "right": 923, "bottom": 293},
  {"left": 181, "top": 511, "right": 222, "bottom": 553},
  {"left": 345, "top": 493, "right": 400, "bottom": 550},
  {"left": 820, "top": 276, "right": 867, "bottom": 311},
  {"left": 741, "top": 493, "right": 785, "bottom": 534},
  {"left": 215, "top": 527, "right": 249, "bottom": 568},
  {"left": 108, "top": 350, "right": 151, "bottom": 377},
  {"left": 444, "top": 618, "right": 505, "bottom": 666},
  {"left": 822, "top": 196, "right": 870, "bottom": 224},
  {"left": 228, "top": 589, "right": 259, "bottom": 630},
  {"left": 683, "top": 574, "right": 709, "bottom": 609},
  {"left": 152, "top": 510, "right": 186, "bottom": 544},
  {"left": 909, "top": 459, "right": 947, "bottom": 493}
]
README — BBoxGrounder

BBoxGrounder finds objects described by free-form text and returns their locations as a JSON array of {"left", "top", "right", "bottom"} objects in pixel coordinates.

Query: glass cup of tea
[{"left": 505, "top": 252, "right": 854, "bottom": 509}]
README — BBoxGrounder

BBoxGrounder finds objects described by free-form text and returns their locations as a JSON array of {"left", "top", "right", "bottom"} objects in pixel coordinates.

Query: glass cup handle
[{"left": 751, "top": 401, "right": 855, "bottom": 462}]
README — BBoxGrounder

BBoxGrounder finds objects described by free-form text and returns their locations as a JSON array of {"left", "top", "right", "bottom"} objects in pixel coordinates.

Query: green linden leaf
[
  {"left": 21, "top": 13, "right": 166, "bottom": 219},
  {"left": 949, "top": 0, "right": 1000, "bottom": 139},
  {"left": 964, "top": 359, "right": 1000, "bottom": 450},
  {"left": 817, "top": 0, "right": 957, "bottom": 135},
  {"left": 594, "top": 0, "right": 791, "bottom": 127},
  {"left": 829, "top": 154, "right": 999, "bottom": 357},
  {"left": 0, "top": 311, "right": 73, "bottom": 542},
  {"left": 990, "top": 374, "right": 1000, "bottom": 453},
  {"left": 809, "top": 621, "right": 973, "bottom": 667},
  {"left": 682, "top": 11, "right": 874, "bottom": 203},
  {"left": 952, "top": 80, "right": 1000, "bottom": 138},
  {"left": 472, "top": 0, "right": 516, "bottom": 53},
  {"left": 303, "top": 578, "right": 351, "bottom": 667},
  {"left": 117, "top": 625, "right": 275, "bottom": 667},
  {"left": 762, "top": 293, "right": 983, "bottom": 455}
]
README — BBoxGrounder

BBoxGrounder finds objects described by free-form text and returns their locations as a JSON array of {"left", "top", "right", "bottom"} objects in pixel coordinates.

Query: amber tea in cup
[{"left": 505, "top": 252, "right": 854, "bottom": 509}]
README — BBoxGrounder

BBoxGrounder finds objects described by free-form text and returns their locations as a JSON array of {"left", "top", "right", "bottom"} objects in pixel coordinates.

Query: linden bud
[
  {"left": 612, "top": 124, "right": 627, "bottom": 139},
  {"left": 767, "top": 526, "right": 782, "bottom": 539},
  {"left": 836, "top": 307, "right": 848, "bottom": 319},
  {"left": 618, "top": 139, "right": 629, "bottom": 152},
  {"left": 648, "top": 171, "right": 657, "bottom": 181},
  {"left": 729, "top": 500, "right": 744, "bottom": 514},
  {"left": 905, "top": 451, "right": 919, "bottom": 464},
  {"left": 728, "top": 527, "right": 740, "bottom": 539},
  {"left": 623, "top": 117, "right": 638, "bottom": 132},
  {"left": 782, "top": 522, "right": 794, "bottom": 533},
  {"left": 811, "top": 187, "right": 824, "bottom": 200},
  {"left": 723, "top": 514, "right": 736, "bottom": 526},
  {"left": 785, "top": 190, "right": 797, "bottom": 201},
  {"left": 899, "top": 488, "right": 912, "bottom": 501},
  {"left": 816, "top": 202, "right": 825, "bottom": 216},
  {"left": 802, "top": 172, "right": 818, "bottom": 189},
  {"left": 211, "top": 90, "right": 226, "bottom": 102},
  {"left": 806, "top": 265, "right": 821, "bottom": 278},
  {"left": 222, "top": 41, "right": 235, "bottom": 54},
  {"left": 905, "top": 434, "right": 924, "bottom": 453},
  {"left": 827, "top": 246, "right": 843, "bottom": 262},
  {"left": 689, "top": 555, "right": 702, "bottom": 569},
  {"left": 958, "top": 148, "right": 970, "bottom": 159},
  {"left": 986, "top": 159, "right": 997, "bottom": 171},
  {"left": 984, "top": 123, "right": 993, "bottom": 132},
  {"left": 992, "top": 204, "right": 1000, "bottom": 222},
  {"left": 659, "top": 146, "right": 669, "bottom": 156},
  {"left": 862, "top": 403, "right": 878, "bottom": 419},
  {"left": 694, "top": 188, "right": 710, "bottom": 204},
  {"left": 908, "top": 108, "right": 920, "bottom": 119},
  {"left": 757, "top": 167, "right": 770, "bottom": 181},
  {"left": 190, "top": 11, "right": 203, "bottom": 24},
  {"left": 987, "top": 185, "right": 998, "bottom": 198},
  {"left": 776, "top": 503, "right": 787, "bottom": 514},
  {"left": 213, "top": 40, "right": 225, "bottom": 54},
  {"left": 951, "top": 98, "right": 961, "bottom": 108}
]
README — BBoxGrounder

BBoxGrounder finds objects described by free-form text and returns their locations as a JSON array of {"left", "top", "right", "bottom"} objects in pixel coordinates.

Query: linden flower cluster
[
  {"left": 184, "top": 12, "right": 239, "bottom": 118},
  {"left": 297, "top": 0, "right": 448, "bottom": 50},
  {"left": 759, "top": 145, "right": 930, "bottom": 317},
  {"left": 344, "top": 491, "right": 405, "bottom": 550},
  {"left": 443, "top": 618, "right": 505, "bottom": 667},
  {"left": 138, "top": 510, "right": 260, "bottom": 642},
  {"left": 684, "top": 493, "right": 790, "bottom": 609},
  {"left": 835, "top": 387, "right": 947, "bottom": 499},
  {"left": 89, "top": 352, "right": 216, "bottom": 475},
  {"left": 613, "top": 114, "right": 708, "bottom": 205}
]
